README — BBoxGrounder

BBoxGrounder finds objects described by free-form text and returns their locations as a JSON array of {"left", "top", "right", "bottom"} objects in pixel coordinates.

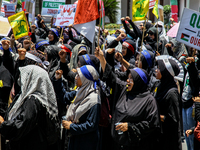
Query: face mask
[{"left": 158, "top": 27, "right": 162, "bottom": 33}]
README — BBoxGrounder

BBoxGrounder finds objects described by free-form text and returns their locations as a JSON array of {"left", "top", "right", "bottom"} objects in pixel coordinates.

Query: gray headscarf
[
  {"left": 8, "top": 65, "right": 58, "bottom": 120},
  {"left": 66, "top": 65, "right": 101, "bottom": 123}
]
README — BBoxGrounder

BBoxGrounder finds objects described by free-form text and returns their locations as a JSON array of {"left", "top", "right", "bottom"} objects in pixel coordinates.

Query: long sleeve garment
[
  {"left": 52, "top": 77, "right": 76, "bottom": 119},
  {"left": 67, "top": 104, "right": 101, "bottom": 150},
  {"left": 101, "top": 63, "right": 160, "bottom": 150},
  {"left": 0, "top": 96, "right": 59, "bottom": 150},
  {"left": 157, "top": 89, "right": 182, "bottom": 150}
]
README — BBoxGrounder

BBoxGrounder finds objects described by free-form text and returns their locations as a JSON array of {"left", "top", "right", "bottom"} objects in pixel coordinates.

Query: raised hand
[
  {"left": 121, "top": 17, "right": 125, "bottom": 22},
  {"left": 94, "top": 47, "right": 104, "bottom": 60},
  {"left": 125, "top": 16, "right": 131, "bottom": 21},
  {"left": 115, "top": 52, "right": 123, "bottom": 62},
  {"left": 55, "top": 70, "right": 63, "bottom": 80},
  {"left": 59, "top": 49, "right": 67, "bottom": 63},
  {"left": 107, "top": 48, "right": 115, "bottom": 54},
  {"left": 2, "top": 40, "right": 10, "bottom": 50}
]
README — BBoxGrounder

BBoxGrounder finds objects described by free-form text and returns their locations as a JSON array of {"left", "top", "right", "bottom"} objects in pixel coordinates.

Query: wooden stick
[
  {"left": 139, "top": 16, "right": 147, "bottom": 66},
  {"left": 156, "top": 22, "right": 159, "bottom": 52},
  {"left": 97, "top": 7, "right": 102, "bottom": 48},
  {"left": 60, "top": 27, "right": 64, "bottom": 39}
]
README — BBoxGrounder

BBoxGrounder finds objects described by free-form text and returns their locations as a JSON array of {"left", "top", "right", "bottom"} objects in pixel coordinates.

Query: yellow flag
[
  {"left": 0, "top": 80, "right": 3, "bottom": 88},
  {"left": 8, "top": 11, "right": 29, "bottom": 40},
  {"left": 152, "top": 0, "right": 159, "bottom": 19},
  {"left": 132, "top": 0, "right": 149, "bottom": 21}
]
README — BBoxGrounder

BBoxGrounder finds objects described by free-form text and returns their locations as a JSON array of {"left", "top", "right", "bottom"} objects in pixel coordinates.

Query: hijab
[
  {"left": 8, "top": 65, "right": 58, "bottom": 120},
  {"left": 155, "top": 56, "right": 180, "bottom": 102},
  {"left": 49, "top": 28, "right": 59, "bottom": 45},
  {"left": 66, "top": 65, "right": 101, "bottom": 123},
  {"left": 78, "top": 54, "right": 100, "bottom": 73},
  {"left": 122, "top": 40, "right": 136, "bottom": 63},
  {"left": 46, "top": 45, "right": 60, "bottom": 78}
]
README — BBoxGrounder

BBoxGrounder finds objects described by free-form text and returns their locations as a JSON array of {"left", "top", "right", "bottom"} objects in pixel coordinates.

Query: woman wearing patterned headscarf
[
  {"left": 0, "top": 65, "right": 60, "bottom": 150},
  {"left": 95, "top": 47, "right": 160, "bottom": 150},
  {"left": 62, "top": 65, "right": 101, "bottom": 150},
  {"left": 155, "top": 55, "right": 183, "bottom": 150}
]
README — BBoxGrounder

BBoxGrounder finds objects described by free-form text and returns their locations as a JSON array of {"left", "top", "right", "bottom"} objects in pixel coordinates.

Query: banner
[
  {"left": 176, "top": 8, "right": 200, "bottom": 50},
  {"left": 41, "top": 0, "right": 65, "bottom": 17},
  {"left": 0, "top": 16, "right": 11, "bottom": 36},
  {"left": 8, "top": 11, "right": 29, "bottom": 40},
  {"left": 132, "top": 0, "right": 149, "bottom": 21},
  {"left": 4, "top": 3, "right": 15, "bottom": 17},
  {"left": 149, "top": 0, "right": 156, "bottom": 9},
  {"left": 55, "top": 4, "right": 76, "bottom": 26}
]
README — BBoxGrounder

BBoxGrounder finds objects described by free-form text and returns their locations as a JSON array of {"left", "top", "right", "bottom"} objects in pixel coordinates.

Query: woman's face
[
  {"left": 48, "top": 31, "right": 54, "bottom": 42},
  {"left": 148, "top": 31, "right": 155, "bottom": 40},
  {"left": 155, "top": 67, "right": 162, "bottom": 79},
  {"left": 75, "top": 73, "right": 82, "bottom": 87},
  {"left": 126, "top": 73, "right": 134, "bottom": 91},
  {"left": 135, "top": 54, "right": 142, "bottom": 68},
  {"left": 122, "top": 46, "right": 127, "bottom": 56}
]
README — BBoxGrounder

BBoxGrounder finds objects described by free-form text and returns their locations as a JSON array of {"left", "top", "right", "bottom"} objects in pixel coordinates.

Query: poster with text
[
  {"left": 41, "top": 0, "right": 65, "bottom": 17},
  {"left": 55, "top": 4, "right": 76, "bottom": 26},
  {"left": 176, "top": 8, "right": 200, "bottom": 50}
]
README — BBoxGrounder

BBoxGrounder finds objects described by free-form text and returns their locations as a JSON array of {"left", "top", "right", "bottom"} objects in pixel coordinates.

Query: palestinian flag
[
  {"left": 170, "top": 0, "right": 178, "bottom": 22},
  {"left": 181, "top": 33, "right": 189, "bottom": 42}
]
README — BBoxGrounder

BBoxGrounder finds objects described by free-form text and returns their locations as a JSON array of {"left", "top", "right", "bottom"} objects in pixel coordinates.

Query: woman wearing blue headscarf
[
  {"left": 61, "top": 65, "right": 101, "bottom": 150},
  {"left": 94, "top": 47, "right": 160, "bottom": 150}
]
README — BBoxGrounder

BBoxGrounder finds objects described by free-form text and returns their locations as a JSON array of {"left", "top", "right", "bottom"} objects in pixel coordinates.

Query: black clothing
[
  {"left": 0, "top": 96, "right": 59, "bottom": 150},
  {"left": 101, "top": 64, "right": 160, "bottom": 150}
]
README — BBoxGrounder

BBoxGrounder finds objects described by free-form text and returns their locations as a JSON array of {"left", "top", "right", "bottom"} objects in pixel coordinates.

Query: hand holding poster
[
  {"left": 176, "top": 8, "right": 200, "bottom": 50},
  {"left": 55, "top": 4, "right": 76, "bottom": 26}
]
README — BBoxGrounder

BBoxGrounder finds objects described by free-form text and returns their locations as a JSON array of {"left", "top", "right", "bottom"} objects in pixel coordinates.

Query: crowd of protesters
[{"left": 0, "top": 12, "right": 200, "bottom": 150}]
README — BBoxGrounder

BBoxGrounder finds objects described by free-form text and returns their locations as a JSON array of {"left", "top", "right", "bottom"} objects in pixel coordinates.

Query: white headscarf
[
  {"left": 154, "top": 21, "right": 169, "bottom": 42},
  {"left": 66, "top": 65, "right": 101, "bottom": 123},
  {"left": 8, "top": 65, "right": 58, "bottom": 120}
]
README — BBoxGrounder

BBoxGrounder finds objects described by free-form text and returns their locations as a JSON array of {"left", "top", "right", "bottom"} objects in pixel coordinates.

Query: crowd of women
[{"left": 0, "top": 13, "right": 200, "bottom": 150}]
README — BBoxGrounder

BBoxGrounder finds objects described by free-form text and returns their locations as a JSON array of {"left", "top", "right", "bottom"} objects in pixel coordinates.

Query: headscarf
[
  {"left": 78, "top": 54, "right": 100, "bottom": 73},
  {"left": 70, "top": 44, "right": 90, "bottom": 70},
  {"left": 66, "top": 65, "right": 101, "bottom": 123},
  {"left": 35, "top": 39, "right": 49, "bottom": 51},
  {"left": 49, "top": 28, "right": 59, "bottom": 45},
  {"left": 46, "top": 45, "right": 60, "bottom": 78},
  {"left": 122, "top": 40, "right": 136, "bottom": 63},
  {"left": 129, "top": 68, "right": 149, "bottom": 95},
  {"left": 61, "top": 44, "right": 72, "bottom": 62},
  {"left": 154, "top": 21, "right": 169, "bottom": 42},
  {"left": 137, "top": 49, "right": 155, "bottom": 73},
  {"left": 8, "top": 65, "right": 58, "bottom": 120},
  {"left": 155, "top": 56, "right": 181, "bottom": 102}
]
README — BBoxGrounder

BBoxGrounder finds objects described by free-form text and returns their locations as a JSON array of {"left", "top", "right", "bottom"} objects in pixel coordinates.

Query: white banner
[
  {"left": 176, "top": 8, "right": 200, "bottom": 50},
  {"left": 0, "top": 16, "right": 11, "bottom": 36},
  {"left": 41, "top": 0, "right": 65, "bottom": 17},
  {"left": 4, "top": 3, "right": 15, "bottom": 17},
  {"left": 55, "top": 4, "right": 76, "bottom": 26}
]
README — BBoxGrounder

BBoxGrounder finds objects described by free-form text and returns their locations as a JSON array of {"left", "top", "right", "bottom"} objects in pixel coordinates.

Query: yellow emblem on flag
[
  {"left": 0, "top": 80, "right": 3, "bottom": 88},
  {"left": 132, "top": 0, "right": 149, "bottom": 21},
  {"left": 152, "top": 0, "right": 159, "bottom": 19},
  {"left": 8, "top": 11, "right": 29, "bottom": 40}
]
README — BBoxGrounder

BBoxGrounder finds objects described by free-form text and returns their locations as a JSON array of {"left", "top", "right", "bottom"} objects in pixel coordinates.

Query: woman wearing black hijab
[
  {"left": 121, "top": 40, "right": 136, "bottom": 65},
  {"left": 155, "top": 56, "right": 182, "bottom": 150},
  {"left": 95, "top": 47, "right": 160, "bottom": 150}
]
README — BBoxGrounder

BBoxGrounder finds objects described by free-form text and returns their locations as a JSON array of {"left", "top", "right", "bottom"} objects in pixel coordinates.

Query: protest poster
[
  {"left": 55, "top": 4, "right": 76, "bottom": 26},
  {"left": 176, "top": 8, "right": 200, "bottom": 50},
  {"left": 4, "top": 3, "right": 15, "bottom": 17},
  {"left": 0, "top": 16, "right": 11, "bottom": 36},
  {"left": 41, "top": 0, "right": 65, "bottom": 17},
  {"left": 149, "top": 0, "right": 156, "bottom": 9}
]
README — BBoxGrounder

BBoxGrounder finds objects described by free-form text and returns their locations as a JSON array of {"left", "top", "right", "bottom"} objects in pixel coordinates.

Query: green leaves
[{"left": 103, "top": 0, "right": 120, "bottom": 23}]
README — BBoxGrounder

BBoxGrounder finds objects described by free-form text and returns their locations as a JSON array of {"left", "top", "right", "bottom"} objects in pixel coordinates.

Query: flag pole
[
  {"left": 139, "top": 16, "right": 147, "bottom": 66},
  {"left": 157, "top": 21, "right": 159, "bottom": 53},
  {"left": 97, "top": 4, "right": 102, "bottom": 48},
  {"left": 60, "top": 27, "right": 64, "bottom": 39}
]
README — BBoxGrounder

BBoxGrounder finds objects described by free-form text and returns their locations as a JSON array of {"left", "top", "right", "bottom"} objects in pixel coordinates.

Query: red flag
[{"left": 74, "top": 0, "right": 100, "bottom": 43}]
